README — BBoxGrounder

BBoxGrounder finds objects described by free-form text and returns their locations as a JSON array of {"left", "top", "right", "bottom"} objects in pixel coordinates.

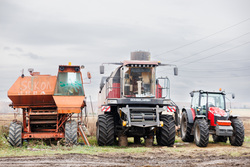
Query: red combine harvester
[
  {"left": 97, "top": 51, "right": 179, "bottom": 146},
  {"left": 7, "top": 64, "right": 91, "bottom": 147},
  {"left": 181, "top": 90, "right": 244, "bottom": 147}
]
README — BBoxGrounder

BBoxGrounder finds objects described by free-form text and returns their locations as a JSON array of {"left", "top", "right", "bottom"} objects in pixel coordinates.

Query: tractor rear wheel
[
  {"left": 65, "top": 120, "right": 78, "bottom": 146},
  {"left": 157, "top": 115, "right": 175, "bottom": 146},
  {"left": 194, "top": 119, "right": 209, "bottom": 147},
  {"left": 96, "top": 114, "right": 115, "bottom": 146},
  {"left": 9, "top": 122, "right": 22, "bottom": 147},
  {"left": 229, "top": 118, "right": 244, "bottom": 146},
  {"left": 180, "top": 112, "right": 194, "bottom": 142},
  {"left": 212, "top": 135, "right": 227, "bottom": 143}
]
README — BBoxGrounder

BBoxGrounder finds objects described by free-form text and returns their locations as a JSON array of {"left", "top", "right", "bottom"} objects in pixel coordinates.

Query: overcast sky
[{"left": 0, "top": 0, "right": 250, "bottom": 104}]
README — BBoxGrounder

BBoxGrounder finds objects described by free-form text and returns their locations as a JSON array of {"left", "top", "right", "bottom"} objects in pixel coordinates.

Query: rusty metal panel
[
  {"left": 53, "top": 96, "right": 84, "bottom": 113},
  {"left": 8, "top": 75, "right": 57, "bottom": 107}
]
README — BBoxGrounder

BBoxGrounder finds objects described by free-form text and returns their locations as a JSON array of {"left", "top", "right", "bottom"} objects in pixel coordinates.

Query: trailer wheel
[
  {"left": 157, "top": 115, "right": 175, "bottom": 146},
  {"left": 180, "top": 112, "right": 194, "bottom": 142},
  {"left": 9, "top": 122, "right": 22, "bottom": 147},
  {"left": 65, "top": 120, "right": 78, "bottom": 145},
  {"left": 96, "top": 114, "right": 115, "bottom": 146},
  {"left": 194, "top": 119, "right": 209, "bottom": 147},
  {"left": 212, "top": 135, "right": 227, "bottom": 143},
  {"left": 229, "top": 118, "right": 244, "bottom": 146}
]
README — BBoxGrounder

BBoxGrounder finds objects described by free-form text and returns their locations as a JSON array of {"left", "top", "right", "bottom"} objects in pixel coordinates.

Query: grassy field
[{"left": 0, "top": 112, "right": 250, "bottom": 158}]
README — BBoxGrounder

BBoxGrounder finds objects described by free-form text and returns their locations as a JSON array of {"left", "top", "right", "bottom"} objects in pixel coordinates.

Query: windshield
[
  {"left": 207, "top": 93, "right": 225, "bottom": 110},
  {"left": 54, "top": 72, "right": 84, "bottom": 96},
  {"left": 123, "top": 66, "right": 155, "bottom": 97}
]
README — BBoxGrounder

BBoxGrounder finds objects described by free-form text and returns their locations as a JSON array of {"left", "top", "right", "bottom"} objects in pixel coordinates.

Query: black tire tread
[
  {"left": 9, "top": 122, "right": 22, "bottom": 147},
  {"left": 181, "top": 112, "right": 194, "bottom": 142},
  {"left": 157, "top": 115, "right": 176, "bottom": 146},
  {"left": 65, "top": 120, "right": 78, "bottom": 145},
  {"left": 229, "top": 118, "right": 244, "bottom": 146},
  {"left": 97, "top": 114, "right": 115, "bottom": 146},
  {"left": 194, "top": 119, "right": 209, "bottom": 147}
]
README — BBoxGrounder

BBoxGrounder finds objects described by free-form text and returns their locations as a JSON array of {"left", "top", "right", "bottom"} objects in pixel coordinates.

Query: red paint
[
  {"left": 190, "top": 108, "right": 196, "bottom": 120},
  {"left": 107, "top": 83, "right": 120, "bottom": 98},
  {"left": 156, "top": 84, "right": 162, "bottom": 98},
  {"left": 208, "top": 107, "right": 227, "bottom": 126}
]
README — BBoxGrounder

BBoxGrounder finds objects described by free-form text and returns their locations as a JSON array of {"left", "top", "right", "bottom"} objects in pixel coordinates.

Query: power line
[
  {"left": 178, "top": 74, "right": 250, "bottom": 79},
  {"left": 169, "top": 32, "right": 250, "bottom": 63},
  {"left": 154, "top": 18, "right": 250, "bottom": 57},
  {"left": 180, "top": 41, "right": 250, "bottom": 67},
  {"left": 179, "top": 66, "right": 250, "bottom": 72}
]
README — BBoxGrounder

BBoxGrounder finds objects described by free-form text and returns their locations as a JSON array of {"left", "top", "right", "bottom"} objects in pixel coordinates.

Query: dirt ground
[
  {"left": 0, "top": 145, "right": 249, "bottom": 167},
  {"left": 0, "top": 113, "right": 250, "bottom": 167}
]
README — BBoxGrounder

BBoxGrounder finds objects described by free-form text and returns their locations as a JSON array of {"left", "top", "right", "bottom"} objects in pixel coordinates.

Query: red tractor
[{"left": 181, "top": 90, "right": 244, "bottom": 147}]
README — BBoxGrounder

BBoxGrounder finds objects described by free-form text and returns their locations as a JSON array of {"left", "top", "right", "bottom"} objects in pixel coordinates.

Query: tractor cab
[{"left": 190, "top": 90, "right": 229, "bottom": 126}]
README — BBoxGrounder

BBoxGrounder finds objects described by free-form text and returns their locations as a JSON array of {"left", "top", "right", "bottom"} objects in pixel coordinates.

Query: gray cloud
[{"left": 0, "top": 0, "right": 250, "bottom": 105}]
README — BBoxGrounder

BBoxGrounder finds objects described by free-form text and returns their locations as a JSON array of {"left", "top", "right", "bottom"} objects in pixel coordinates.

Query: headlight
[{"left": 108, "top": 99, "right": 117, "bottom": 104}]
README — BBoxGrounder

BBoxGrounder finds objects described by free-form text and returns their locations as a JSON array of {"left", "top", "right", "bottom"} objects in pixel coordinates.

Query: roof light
[{"left": 68, "top": 62, "right": 72, "bottom": 66}]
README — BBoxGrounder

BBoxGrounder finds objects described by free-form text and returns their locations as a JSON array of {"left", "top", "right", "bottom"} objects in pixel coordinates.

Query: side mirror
[
  {"left": 156, "top": 79, "right": 159, "bottom": 85},
  {"left": 232, "top": 93, "right": 235, "bottom": 99},
  {"left": 100, "top": 65, "right": 104, "bottom": 74},
  {"left": 190, "top": 92, "right": 194, "bottom": 97},
  {"left": 174, "top": 67, "right": 178, "bottom": 76},
  {"left": 87, "top": 72, "right": 91, "bottom": 79}
]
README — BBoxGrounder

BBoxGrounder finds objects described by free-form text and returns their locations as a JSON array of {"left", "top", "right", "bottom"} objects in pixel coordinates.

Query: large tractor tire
[
  {"left": 194, "top": 119, "right": 209, "bottom": 147},
  {"left": 180, "top": 112, "right": 194, "bottom": 142},
  {"left": 96, "top": 114, "right": 115, "bottom": 146},
  {"left": 229, "top": 118, "right": 244, "bottom": 146},
  {"left": 9, "top": 122, "right": 22, "bottom": 147},
  {"left": 212, "top": 135, "right": 227, "bottom": 143},
  {"left": 157, "top": 115, "right": 175, "bottom": 146},
  {"left": 65, "top": 120, "right": 78, "bottom": 145}
]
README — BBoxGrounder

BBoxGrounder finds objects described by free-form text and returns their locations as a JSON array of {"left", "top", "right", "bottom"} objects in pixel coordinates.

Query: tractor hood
[{"left": 209, "top": 107, "right": 227, "bottom": 117}]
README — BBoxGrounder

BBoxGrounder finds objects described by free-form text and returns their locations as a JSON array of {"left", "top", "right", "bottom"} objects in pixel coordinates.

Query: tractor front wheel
[
  {"left": 9, "top": 122, "right": 22, "bottom": 147},
  {"left": 229, "top": 118, "right": 244, "bottom": 146},
  {"left": 180, "top": 112, "right": 194, "bottom": 142},
  {"left": 157, "top": 115, "right": 175, "bottom": 146},
  {"left": 194, "top": 119, "right": 209, "bottom": 147},
  {"left": 96, "top": 114, "right": 115, "bottom": 146},
  {"left": 65, "top": 120, "right": 78, "bottom": 146}
]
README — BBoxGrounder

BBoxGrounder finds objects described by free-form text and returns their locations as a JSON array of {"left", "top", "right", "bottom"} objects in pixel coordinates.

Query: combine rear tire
[
  {"left": 180, "top": 112, "right": 194, "bottom": 142},
  {"left": 212, "top": 135, "right": 227, "bottom": 143},
  {"left": 194, "top": 119, "right": 209, "bottom": 147},
  {"left": 229, "top": 118, "right": 244, "bottom": 146},
  {"left": 96, "top": 114, "right": 115, "bottom": 146},
  {"left": 157, "top": 115, "right": 175, "bottom": 146},
  {"left": 65, "top": 120, "right": 78, "bottom": 145},
  {"left": 9, "top": 122, "right": 22, "bottom": 147}
]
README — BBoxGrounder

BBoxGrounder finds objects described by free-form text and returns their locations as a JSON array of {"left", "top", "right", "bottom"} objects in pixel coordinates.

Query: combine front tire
[
  {"left": 212, "top": 135, "right": 227, "bottom": 143},
  {"left": 194, "top": 119, "right": 209, "bottom": 147},
  {"left": 96, "top": 114, "right": 115, "bottom": 146},
  {"left": 65, "top": 120, "right": 78, "bottom": 145},
  {"left": 229, "top": 118, "right": 244, "bottom": 146},
  {"left": 180, "top": 112, "right": 194, "bottom": 142},
  {"left": 157, "top": 115, "right": 175, "bottom": 146},
  {"left": 9, "top": 122, "right": 22, "bottom": 147}
]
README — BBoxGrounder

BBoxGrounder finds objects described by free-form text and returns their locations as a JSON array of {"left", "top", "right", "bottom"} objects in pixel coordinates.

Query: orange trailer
[{"left": 7, "top": 64, "right": 90, "bottom": 147}]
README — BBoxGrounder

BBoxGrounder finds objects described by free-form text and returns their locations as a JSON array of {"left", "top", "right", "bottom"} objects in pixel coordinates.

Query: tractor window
[
  {"left": 191, "top": 92, "right": 199, "bottom": 109},
  {"left": 207, "top": 94, "right": 225, "bottom": 110},
  {"left": 123, "top": 66, "right": 155, "bottom": 97},
  {"left": 200, "top": 94, "right": 207, "bottom": 115},
  {"left": 54, "top": 72, "right": 84, "bottom": 96}
]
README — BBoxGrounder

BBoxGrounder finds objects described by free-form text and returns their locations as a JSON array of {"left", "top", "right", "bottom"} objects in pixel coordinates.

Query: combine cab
[
  {"left": 181, "top": 90, "right": 244, "bottom": 147},
  {"left": 7, "top": 64, "right": 91, "bottom": 147},
  {"left": 97, "top": 51, "right": 179, "bottom": 146}
]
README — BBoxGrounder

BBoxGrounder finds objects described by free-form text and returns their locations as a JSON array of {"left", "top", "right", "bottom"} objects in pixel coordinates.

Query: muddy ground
[
  {"left": 0, "top": 114, "right": 250, "bottom": 167},
  {"left": 0, "top": 143, "right": 250, "bottom": 167}
]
